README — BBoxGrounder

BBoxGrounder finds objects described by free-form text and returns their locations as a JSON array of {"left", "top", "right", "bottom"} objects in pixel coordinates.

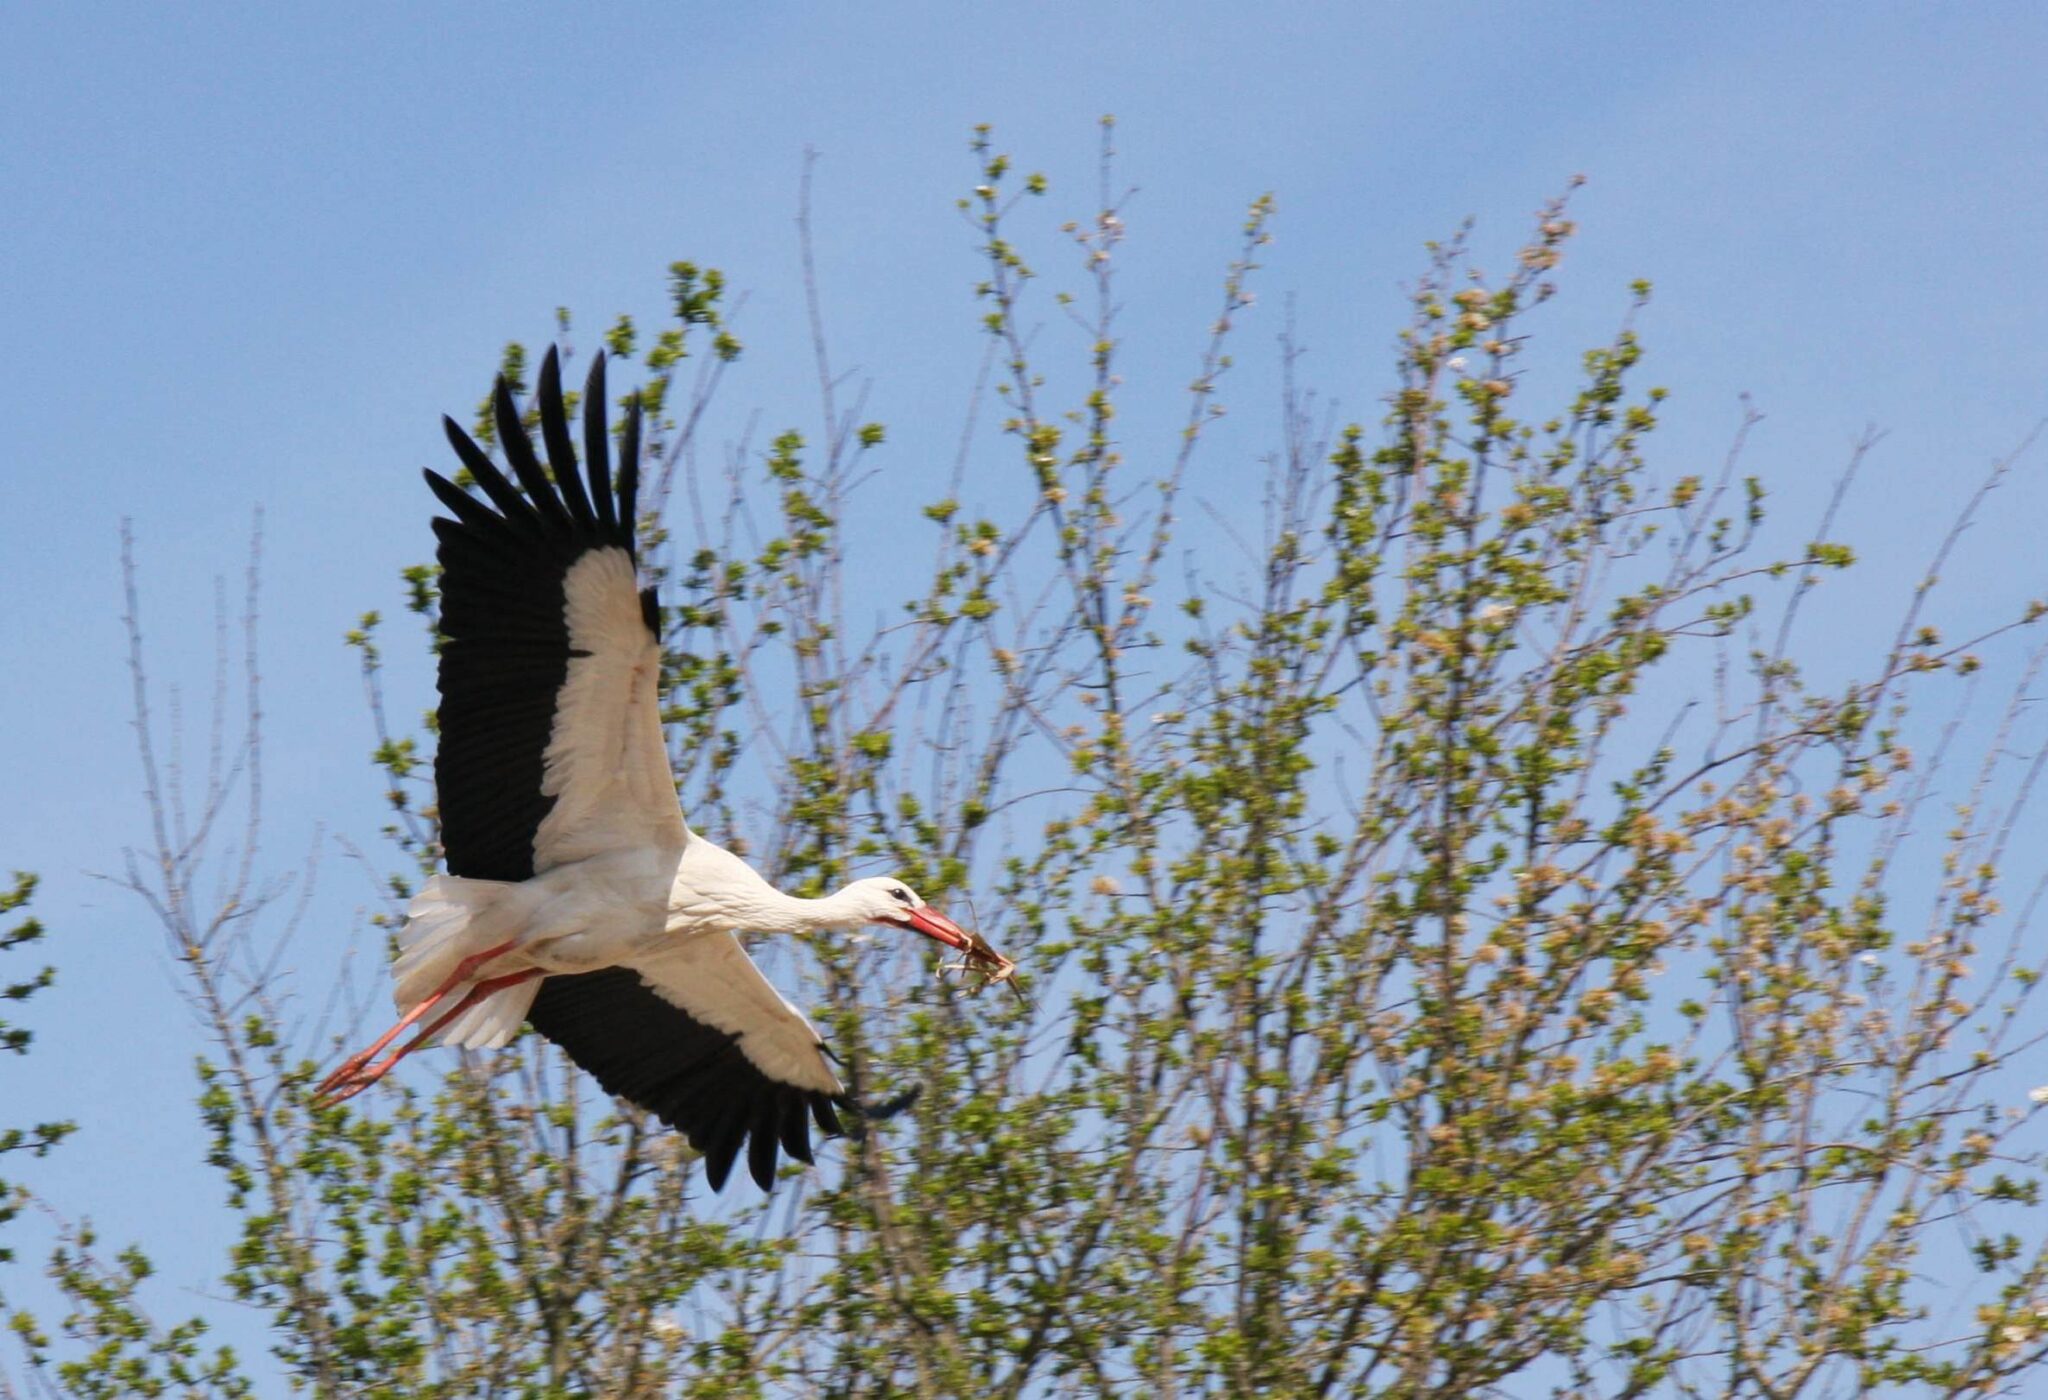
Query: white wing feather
[
  {"left": 629, "top": 935, "right": 843, "bottom": 1095},
  {"left": 533, "top": 547, "right": 686, "bottom": 872}
]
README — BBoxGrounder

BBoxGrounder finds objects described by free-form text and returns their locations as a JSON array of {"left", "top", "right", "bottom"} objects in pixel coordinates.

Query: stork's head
[{"left": 843, "top": 876, "right": 974, "bottom": 952}]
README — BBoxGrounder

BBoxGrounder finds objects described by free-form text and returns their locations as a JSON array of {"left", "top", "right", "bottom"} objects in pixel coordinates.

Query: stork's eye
[{"left": 889, "top": 886, "right": 914, "bottom": 905}]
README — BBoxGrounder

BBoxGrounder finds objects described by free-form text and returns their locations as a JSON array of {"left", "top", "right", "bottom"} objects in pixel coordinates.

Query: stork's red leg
[
  {"left": 315, "top": 940, "right": 518, "bottom": 1102},
  {"left": 320, "top": 966, "right": 543, "bottom": 1104}
]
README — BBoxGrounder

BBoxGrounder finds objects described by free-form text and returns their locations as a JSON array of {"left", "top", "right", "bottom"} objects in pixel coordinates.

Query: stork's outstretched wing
[
  {"left": 426, "top": 347, "right": 683, "bottom": 884},
  {"left": 528, "top": 935, "right": 856, "bottom": 1191}
]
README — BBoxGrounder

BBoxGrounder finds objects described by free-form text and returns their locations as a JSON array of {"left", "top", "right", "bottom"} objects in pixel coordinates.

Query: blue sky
[{"left": 6, "top": 0, "right": 2048, "bottom": 1372}]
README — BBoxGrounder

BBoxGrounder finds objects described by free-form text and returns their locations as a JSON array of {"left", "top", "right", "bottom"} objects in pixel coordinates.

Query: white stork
[{"left": 317, "top": 346, "right": 1008, "bottom": 1192}]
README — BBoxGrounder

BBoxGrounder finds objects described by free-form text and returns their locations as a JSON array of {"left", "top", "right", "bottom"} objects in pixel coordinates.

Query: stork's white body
[{"left": 393, "top": 836, "right": 890, "bottom": 1099}]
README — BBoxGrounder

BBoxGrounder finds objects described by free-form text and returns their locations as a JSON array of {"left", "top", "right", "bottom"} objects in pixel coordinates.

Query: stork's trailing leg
[
  {"left": 320, "top": 965, "right": 543, "bottom": 1104},
  {"left": 316, "top": 939, "right": 520, "bottom": 1103}
]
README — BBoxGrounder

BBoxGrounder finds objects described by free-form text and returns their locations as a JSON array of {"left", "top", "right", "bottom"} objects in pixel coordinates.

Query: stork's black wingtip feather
[
  {"left": 422, "top": 467, "right": 467, "bottom": 512},
  {"left": 748, "top": 1100, "right": 781, "bottom": 1191},
  {"left": 534, "top": 345, "right": 596, "bottom": 527},
  {"left": 779, "top": 1095, "right": 814, "bottom": 1165},
  {"left": 834, "top": 1083, "right": 922, "bottom": 1141},
  {"left": 617, "top": 393, "right": 643, "bottom": 534},
  {"left": 491, "top": 374, "right": 522, "bottom": 436},
  {"left": 700, "top": 1096, "right": 750, "bottom": 1193},
  {"left": 491, "top": 379, "right": 518, "bottom": 437},
  {"left": 582, "top": 356, "right": 611, "bottom": 429},
  {"left": 812, "top": 1095, "right": 844, "bottom": 1140},
  {"left": 536, "top": 348, "right": 565, "bottom": 409},
  {"left": 862, "top": 1083, "right": 924, "bottom": 1120},
  {"left": 704, "top": 1143, "right": 736, "bottom": 1193},
  {"left": 581, "top": 352, "right": 616, "bottom": 532}
]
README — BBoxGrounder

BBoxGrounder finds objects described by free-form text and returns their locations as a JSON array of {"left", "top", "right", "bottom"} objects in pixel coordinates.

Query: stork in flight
[{"left": 317, "top": 347, "right": 1010, "bottom": 1192}]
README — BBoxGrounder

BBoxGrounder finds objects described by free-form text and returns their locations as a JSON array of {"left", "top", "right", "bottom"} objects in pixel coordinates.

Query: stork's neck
[
  {"left": 676, "top": 838, "right": 876, "bottom": 935},
  {"left": 759, "top": 885, "right": 875, "bottom": 933}
]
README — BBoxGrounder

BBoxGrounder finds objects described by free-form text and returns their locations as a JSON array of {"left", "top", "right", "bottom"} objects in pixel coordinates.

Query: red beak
[{"left": 892, "top": 906, "right": 973, "bottom": 952}]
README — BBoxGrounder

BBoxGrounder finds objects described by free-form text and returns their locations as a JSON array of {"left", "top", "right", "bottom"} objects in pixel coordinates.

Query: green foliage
[
  {"left": 7, "top": 1223, "right": 253, "bottom": 1399},
  {"left": 15, "top": 126, "right": 2048, "bottom": 1398},
  {"left": 0, "top": 871, "right": 75, "bottom": 1262}
]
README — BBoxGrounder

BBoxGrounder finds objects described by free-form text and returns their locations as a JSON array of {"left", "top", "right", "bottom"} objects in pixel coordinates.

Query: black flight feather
[
  {"left": 492, "top": 377, "right": 571, "bottom": 532},
  {"left": 583, "top": 354, "right": 616, "bottom": 532},
  {"left": 617, "top": 395, "right": 641, "bottom": 536},
  {"left": 748, "top": 1099, "right": 782, "bottom": 1190},
  {"left": 442, "top": 417, "right": 544, "bottom": 541},
  {"left": 779, "top": 1094, "right": 814, "bottom": 1165},
  {"left": 535, "top": 348, "right": 597, "bottom": 529}
]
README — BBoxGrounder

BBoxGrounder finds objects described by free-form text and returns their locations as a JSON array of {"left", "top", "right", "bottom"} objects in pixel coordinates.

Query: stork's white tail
[{"left": 394, "top": 875, "right": 543, "bottom": 1049}]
